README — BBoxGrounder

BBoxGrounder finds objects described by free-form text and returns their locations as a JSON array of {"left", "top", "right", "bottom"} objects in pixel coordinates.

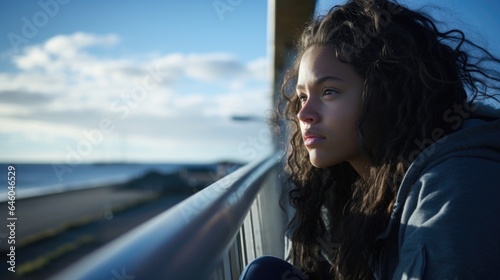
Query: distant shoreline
[
  {"left": 0, "top": 161, "right": 242, "bottom": 202},
  {"left": 0, "top": 176, "right": 130, "bottom": 203}
]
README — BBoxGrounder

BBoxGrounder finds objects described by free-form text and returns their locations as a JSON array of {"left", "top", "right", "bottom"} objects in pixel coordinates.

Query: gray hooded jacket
[{"left": 375, "top": 103, "right": 500, "bottom": 279}]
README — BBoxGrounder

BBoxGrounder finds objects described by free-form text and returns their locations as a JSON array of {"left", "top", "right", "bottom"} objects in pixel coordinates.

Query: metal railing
[{"left": 51, "top": 152, "right": 283, "bottom": 280}]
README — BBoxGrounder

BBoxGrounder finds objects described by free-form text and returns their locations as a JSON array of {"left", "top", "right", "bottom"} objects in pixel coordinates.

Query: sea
[{"left": 0, "top": 162, "right": 208, "bottom": 202}]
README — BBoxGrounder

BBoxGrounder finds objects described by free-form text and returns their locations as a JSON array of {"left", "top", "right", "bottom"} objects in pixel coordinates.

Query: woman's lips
[{"left": 303, "top": 132, "right": 326, "bottom": 146}]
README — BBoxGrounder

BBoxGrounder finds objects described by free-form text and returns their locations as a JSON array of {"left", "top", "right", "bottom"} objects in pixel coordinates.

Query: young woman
[{"left": 240, "top": 0, "right": 500, "bottom": 279}]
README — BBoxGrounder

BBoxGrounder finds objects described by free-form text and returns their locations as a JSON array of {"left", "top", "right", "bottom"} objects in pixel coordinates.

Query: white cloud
[
  {"left": 1, "top": 32, "right": 272, "bottom": 163},
  {"left": 184, "top": 53, "right": 247, "bottom": 81},
  {"left": 13, "top": 32, "right": 120, "bottom": 71},
  {"left": 44, "top": 32, "right": 119, "bottom": 55},
  {"left": 246, "top": 57, "right": 269, "bottom": 81},
  {"left": 14, "top": 46, "right": 51, "bottom": 69}
]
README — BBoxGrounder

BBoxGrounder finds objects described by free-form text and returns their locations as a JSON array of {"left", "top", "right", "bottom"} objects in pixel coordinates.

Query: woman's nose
[{"left": 297, "top": 99, "right": 319, "bottom": 124}]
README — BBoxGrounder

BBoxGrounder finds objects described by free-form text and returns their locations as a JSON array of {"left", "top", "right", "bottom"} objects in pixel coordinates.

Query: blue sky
[
  {"left": 0, "top": 0, "right": 271, "bottom": 163},
  {"left": 0, "top": 1, "right": 267, "bottom": 65},
  {"left": 0, "top": 0, "right": 498, "bottom": 163}
]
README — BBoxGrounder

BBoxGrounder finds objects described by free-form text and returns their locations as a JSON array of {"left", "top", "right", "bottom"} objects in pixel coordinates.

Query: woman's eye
[
  {"left": 298, "top": 94, "right": 307, "bottom": 102},
  {"left": 323, "top": 88, "right": 340, "bottom": 96}
]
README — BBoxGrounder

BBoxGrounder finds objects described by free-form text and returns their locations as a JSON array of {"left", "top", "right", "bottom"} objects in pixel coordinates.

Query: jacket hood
[{"left": 378, "top": 102, "right": 500, "bottom": 240}]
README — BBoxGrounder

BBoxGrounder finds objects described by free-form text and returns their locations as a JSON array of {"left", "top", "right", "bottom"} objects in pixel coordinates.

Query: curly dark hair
[{"left": 276, "top": 0, "right": 500, "bottom": 279}]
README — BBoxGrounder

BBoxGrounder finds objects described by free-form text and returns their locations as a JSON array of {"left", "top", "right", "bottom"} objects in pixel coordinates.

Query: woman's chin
[{"left": 309, "top": 157, "right": 337, "bottom": 168}]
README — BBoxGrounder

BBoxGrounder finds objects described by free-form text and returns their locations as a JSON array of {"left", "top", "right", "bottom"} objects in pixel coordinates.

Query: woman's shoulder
[
  {"left": 382, "top": 110, "right": 500, "bottom": 278},
  {"left": 398, "top": 106, "right": 500, "bottom": 214},
  {"left": 405, "top": 103, "right": 500, "bottom": 179},
  {"left": 385, "top": 104, "right": 500, "bottom": 247}
]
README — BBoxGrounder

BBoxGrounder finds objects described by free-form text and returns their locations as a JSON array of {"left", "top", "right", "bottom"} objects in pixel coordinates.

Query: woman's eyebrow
[{"left": 296, "top": 76, "right": 346, "bottom": 91}]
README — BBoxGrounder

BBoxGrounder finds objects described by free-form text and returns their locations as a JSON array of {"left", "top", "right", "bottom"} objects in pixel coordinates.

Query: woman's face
[{"left": 296, "top": 46, "right": 369, "bottom": 173}]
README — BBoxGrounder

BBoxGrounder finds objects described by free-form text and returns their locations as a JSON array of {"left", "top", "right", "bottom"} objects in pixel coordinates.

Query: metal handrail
[{"left": 51, "top": 152, "right": 280, "bottom": 280}]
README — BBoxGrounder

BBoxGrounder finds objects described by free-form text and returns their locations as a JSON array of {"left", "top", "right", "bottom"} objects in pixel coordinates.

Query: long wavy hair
[{"left": 276, "top": 0, "right": 500, "bottom": 279}]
